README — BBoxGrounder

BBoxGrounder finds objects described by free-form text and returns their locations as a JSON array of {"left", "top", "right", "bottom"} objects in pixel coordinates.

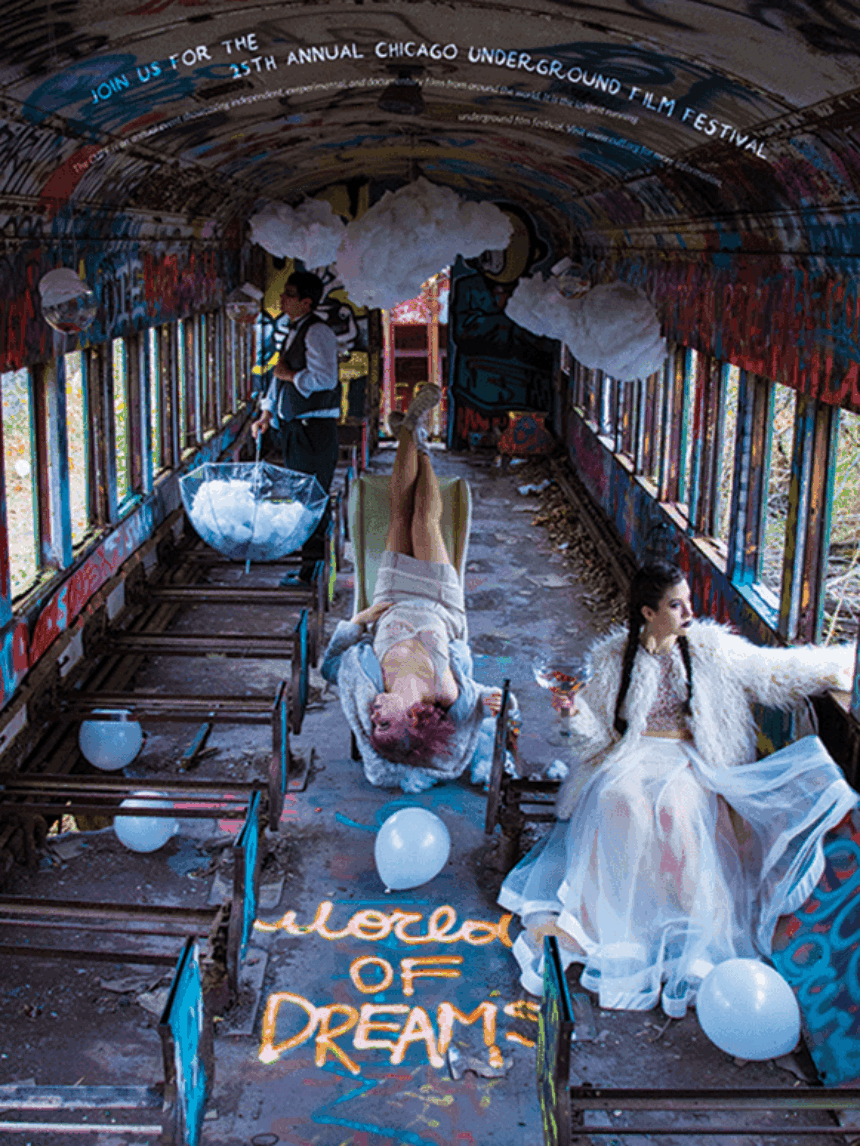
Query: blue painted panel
[
  {"left": 160, "top": 938, "right": 208, "bottom": 1146},
  {"left": 237, "top": 791, "right": 260, "bottom": 960}
]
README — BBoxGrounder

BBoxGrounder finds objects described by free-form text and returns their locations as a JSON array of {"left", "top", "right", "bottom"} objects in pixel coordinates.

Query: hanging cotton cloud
[
  {"left": 335, "top": 177, "right": 514, "bottom": 310},
  {"left": 506, "top": 277, "right": 667, "bottom": 381},
  {"left": 249, "top": 199, "right": 346, "bottom": 267},
  {"left": 504, "top": 274, "right": 571, "bottom": 345}
]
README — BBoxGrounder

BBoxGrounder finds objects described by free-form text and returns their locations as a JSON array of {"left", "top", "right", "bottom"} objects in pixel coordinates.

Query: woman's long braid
[
  {"left": 614, "top": 615, "right": 643, "bottom": 736},
  {"left": 678, "top": 634, "right": 694, "bottom": 715}
]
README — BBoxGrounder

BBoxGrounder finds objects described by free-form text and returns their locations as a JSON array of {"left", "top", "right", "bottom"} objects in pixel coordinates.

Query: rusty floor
[{"left": 0, "top": 448, "right": 845, "bottom": 1146}]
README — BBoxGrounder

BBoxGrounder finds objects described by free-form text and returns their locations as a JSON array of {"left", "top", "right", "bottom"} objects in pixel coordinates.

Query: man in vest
[{"left": 251, "top": 271, "right": 340, "bottom": 586}]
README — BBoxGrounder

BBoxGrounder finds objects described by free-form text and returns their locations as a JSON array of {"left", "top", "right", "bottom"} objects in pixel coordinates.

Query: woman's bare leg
[
  {"left": 385, "top": 428, "right": 419, "bottom": 554},
  {"left": 411, "top": 452, "right": 451, "bottom": 564}
]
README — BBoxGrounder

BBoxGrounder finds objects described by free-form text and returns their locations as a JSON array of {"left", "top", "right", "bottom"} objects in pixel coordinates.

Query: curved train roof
[{"left": 2, "top": 1, "right": 860, "bottom": 255}]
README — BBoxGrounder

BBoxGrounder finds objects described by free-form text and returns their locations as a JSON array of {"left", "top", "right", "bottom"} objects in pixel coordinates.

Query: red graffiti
[
  {"left": 38, "top": 146, "right": 102, "bottom": 217},
  {"left": 29, "top": 513, "right": 151, "bottom": 664},
  {"left": 0, "top": 269, "right": 40, "bottom": 373},
  {"left": 142, "top": 249, "right": 220, "bottom": 318},
  {"left": 613, "top": 256, "right": 860, "bottom": 415},
  {"left": 453, "top": 403, "right": 508, "bottom": 444}
]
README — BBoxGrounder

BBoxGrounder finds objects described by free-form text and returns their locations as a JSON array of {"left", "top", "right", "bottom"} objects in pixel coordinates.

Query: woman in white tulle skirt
[{"left": 498, "top": 560, "right": 857, "bottom": 1016}]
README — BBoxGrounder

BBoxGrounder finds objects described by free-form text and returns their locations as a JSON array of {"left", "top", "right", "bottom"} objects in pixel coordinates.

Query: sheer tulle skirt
[{"left": 498, "top": 735, "right": 856, "bottom": 1016}]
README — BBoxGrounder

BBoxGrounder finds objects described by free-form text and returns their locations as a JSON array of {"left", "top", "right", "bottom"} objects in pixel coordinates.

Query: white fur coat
[{"left": 556, "top": 619, "right": 853, "bottom": 818}]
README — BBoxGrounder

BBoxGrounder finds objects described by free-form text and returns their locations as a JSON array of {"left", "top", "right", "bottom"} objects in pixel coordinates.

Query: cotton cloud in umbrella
[
  {"left": 506, "top": 277, "right": 667, "bottom": 380},
  {"left": 249, "top": 199, "right": 346, "bottom": 267},
  {"left": 335, "top": 178, "right": 514, "bottom": 310}
]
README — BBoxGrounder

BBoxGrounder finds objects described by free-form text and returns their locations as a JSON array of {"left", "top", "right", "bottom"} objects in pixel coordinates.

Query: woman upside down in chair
[
  {"left": 322, "top": 385, "right": 505, "bottom": 793},
  {"left": 499, "top": 559, "right": 856, "bottom": 1016}
]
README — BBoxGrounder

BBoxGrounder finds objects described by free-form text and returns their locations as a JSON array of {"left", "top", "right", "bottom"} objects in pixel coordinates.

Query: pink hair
[{"left": 370, "top": 702, "right": 455, "bottom": 766}]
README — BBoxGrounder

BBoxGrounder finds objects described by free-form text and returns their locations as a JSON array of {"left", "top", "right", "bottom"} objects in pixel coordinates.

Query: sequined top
[
  {"left": 643, "top": 647, "right": 689, "bottom": 735},
  {"left": 373, "top": 603, "right": 452, "bottom": 691}
]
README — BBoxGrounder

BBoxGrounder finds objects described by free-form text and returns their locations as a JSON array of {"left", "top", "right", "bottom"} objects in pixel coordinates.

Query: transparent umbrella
[{"left": 180, "top": 458, "right": 327, "bottom": 564}]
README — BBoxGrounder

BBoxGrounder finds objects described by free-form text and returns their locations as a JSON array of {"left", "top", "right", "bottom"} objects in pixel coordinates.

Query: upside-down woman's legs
[
  {"left": 411, "top": 451, "right": 452, "bottom": 564},
  {"left": 385, "top": 427, "right": 419, "bottom": 554}
]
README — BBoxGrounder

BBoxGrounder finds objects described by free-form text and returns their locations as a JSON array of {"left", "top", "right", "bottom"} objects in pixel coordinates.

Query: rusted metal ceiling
[{"left": 1, "top": 1, "right": 860, "bottom": 252}]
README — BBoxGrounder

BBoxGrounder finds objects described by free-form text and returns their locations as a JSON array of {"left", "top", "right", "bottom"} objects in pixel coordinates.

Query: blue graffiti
[
  {"left": 771, "top": 819, "right": 860, "bottom": 1086},
  {"left": 335, "top": 797, "right": 434, "bottom": 833},
  {"left": 23, "top": 54, "right": 197, "bottom": 138},
  {"left": 313, "top": 1065, "right": 439, "bottom": 1145}
]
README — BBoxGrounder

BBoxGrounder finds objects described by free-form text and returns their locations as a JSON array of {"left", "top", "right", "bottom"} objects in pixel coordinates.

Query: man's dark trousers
[{"left": 281, "top": 417, "right": 339, "bottom": 581}]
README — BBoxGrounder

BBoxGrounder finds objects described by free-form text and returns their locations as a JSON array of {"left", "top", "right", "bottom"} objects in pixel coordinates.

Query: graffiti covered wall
[
  {"left": 0, "top": 217, "right": 239, "bottom": 373},
  {"left": 447, "top": 205, "right": 556, "bottom": 450},
  {"left": 591, "top": 252, "right": 860, "bottom": 416},
  {"left": 0, "top": 410, "right": 246, "bottom": 713}
]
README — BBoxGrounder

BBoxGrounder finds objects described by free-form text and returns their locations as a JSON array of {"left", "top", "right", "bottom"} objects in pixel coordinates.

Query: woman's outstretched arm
[{"left": 700, "top": 623, "right": 853, "bottom": 709}]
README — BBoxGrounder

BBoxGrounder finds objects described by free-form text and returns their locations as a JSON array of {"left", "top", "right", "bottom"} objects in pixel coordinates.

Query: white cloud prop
[
  {"left": 249, "top": 199, "right": 346, "bottom": 267},
  {"left": 506, "top": 277, "right": 667, "bottom": 381},
  {"left": 335, "top": 177, "right": 514, "bottom": 310}
]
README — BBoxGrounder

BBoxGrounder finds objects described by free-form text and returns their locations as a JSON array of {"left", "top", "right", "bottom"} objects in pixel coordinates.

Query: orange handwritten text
[{"left": 255, "top": 901, "right": 514, "bottom": 947}]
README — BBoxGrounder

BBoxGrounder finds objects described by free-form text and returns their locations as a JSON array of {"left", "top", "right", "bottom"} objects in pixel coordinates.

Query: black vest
[{"left": 275, "top": 314, "right": 340, "bottom": 422}]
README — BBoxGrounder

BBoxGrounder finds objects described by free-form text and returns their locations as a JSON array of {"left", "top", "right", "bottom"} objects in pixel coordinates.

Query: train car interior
[{"left": 1, "top": 2, "right": 860, "bottom": 1144}]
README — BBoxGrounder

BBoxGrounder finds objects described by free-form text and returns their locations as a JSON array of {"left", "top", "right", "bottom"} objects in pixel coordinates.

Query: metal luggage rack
[
  {"left": 0, "top": 936, "right": 213, "bottom": 1145},
  {"left": 537, "top": 934, "right": 860, "bottom": 1144},
  {"left": 0, "top": 791, "right": 261, "bottom": 1010}
]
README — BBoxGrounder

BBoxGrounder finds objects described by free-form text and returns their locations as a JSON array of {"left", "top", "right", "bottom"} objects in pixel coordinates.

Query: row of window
[
  {"left": 1, "top": 313, "right": 257, "bottom": 600},
  {"left": 566, "top": 345, "right": 859, "bottom": 646}
]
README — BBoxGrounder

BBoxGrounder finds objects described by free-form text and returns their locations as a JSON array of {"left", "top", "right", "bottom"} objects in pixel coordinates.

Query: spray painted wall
[{"left": 0, "top": 217, "right": 239, "bottom": 373}]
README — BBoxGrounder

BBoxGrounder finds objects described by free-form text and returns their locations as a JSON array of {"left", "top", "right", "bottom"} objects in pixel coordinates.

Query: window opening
[
  {"left": 227, "top": 320, "right": 240, "bottom": 414},
  {"left": 717, "top": 366, "right": 741, "bottom": 547},
  {"left": 1, "top": 367, "right": 38, "bottom": 595},
  {"left": 759, "top": 384, "right": 796, "bottom": 597},
  {"left": 598, "top": 372, "right": 613, "bottom": 438},
  {"left": 638, "top": 370, "right": 663, "bottom": 482},
  {"left": 148, "top": 328, "right": 163, "bottom": 473},
  {"left": 823, "top": 407, "right": 860, "bottom": 644},
  {"left": 112, "top": 338, "right": 129, "bottom": 504},
  {"left": 64, "top": 351, "right": 89, "bottom": 545},
  {"left": 203, "top": 313, "right": 216, "bottom": 433},
  {"left": 677, "top": 348, "right": 697, "bottom": 516},
  {"left": 657, "top": 345, "right": 688, "bottom": 505},
  {"left": 177, "top": 319, "right": 188, "bottom": 453}
]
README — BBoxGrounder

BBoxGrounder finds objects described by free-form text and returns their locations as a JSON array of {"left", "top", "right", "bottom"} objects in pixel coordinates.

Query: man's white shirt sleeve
[{"left": 292, "top": 322, "right": 339, "bottom": 397}]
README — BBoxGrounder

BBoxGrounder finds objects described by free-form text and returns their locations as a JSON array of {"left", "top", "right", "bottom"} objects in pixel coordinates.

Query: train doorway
[{"left": 380, "top": 271, "right": 450, "bottom": 446}]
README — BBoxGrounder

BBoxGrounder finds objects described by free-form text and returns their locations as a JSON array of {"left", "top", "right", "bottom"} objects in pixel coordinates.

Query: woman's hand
[
  {"left": 350, "top": 601, "right": 394, "bottom": 626},
  {"left": 551, "top": 691, "right": 578, "bottom": 716},
  {"left": 483, "top": 689, "right": 504, "bottom": 716}
]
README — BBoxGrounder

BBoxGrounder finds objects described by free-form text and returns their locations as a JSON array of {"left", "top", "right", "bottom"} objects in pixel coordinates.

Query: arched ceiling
[{"left": 2, "top": 1, "right": 860, "bottom": 256}]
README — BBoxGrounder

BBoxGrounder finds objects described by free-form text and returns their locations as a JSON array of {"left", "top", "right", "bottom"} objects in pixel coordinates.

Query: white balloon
[
  {"left": 79, "top": 713, "right": 143, "bottom": 771},
  {"left": 696, "top": 958, "right": 801, "bottom": 1060},
  {"left": 114, "top": 791, "right": 178, "bottom": 853},
  {"left": 374, "top": 808, "right": 451, "bottom": 890}
]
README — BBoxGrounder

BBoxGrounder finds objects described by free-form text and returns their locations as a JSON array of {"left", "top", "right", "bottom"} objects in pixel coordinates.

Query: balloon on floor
[
  {"left": 696, "top": 958, "right": 801, "bottom": 1060},
  {"left": 114, "top": 791, "right": 179, "bottom": 853},
  {"left": 374, "top": 807, "right": 451, "bottom": 890}
]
